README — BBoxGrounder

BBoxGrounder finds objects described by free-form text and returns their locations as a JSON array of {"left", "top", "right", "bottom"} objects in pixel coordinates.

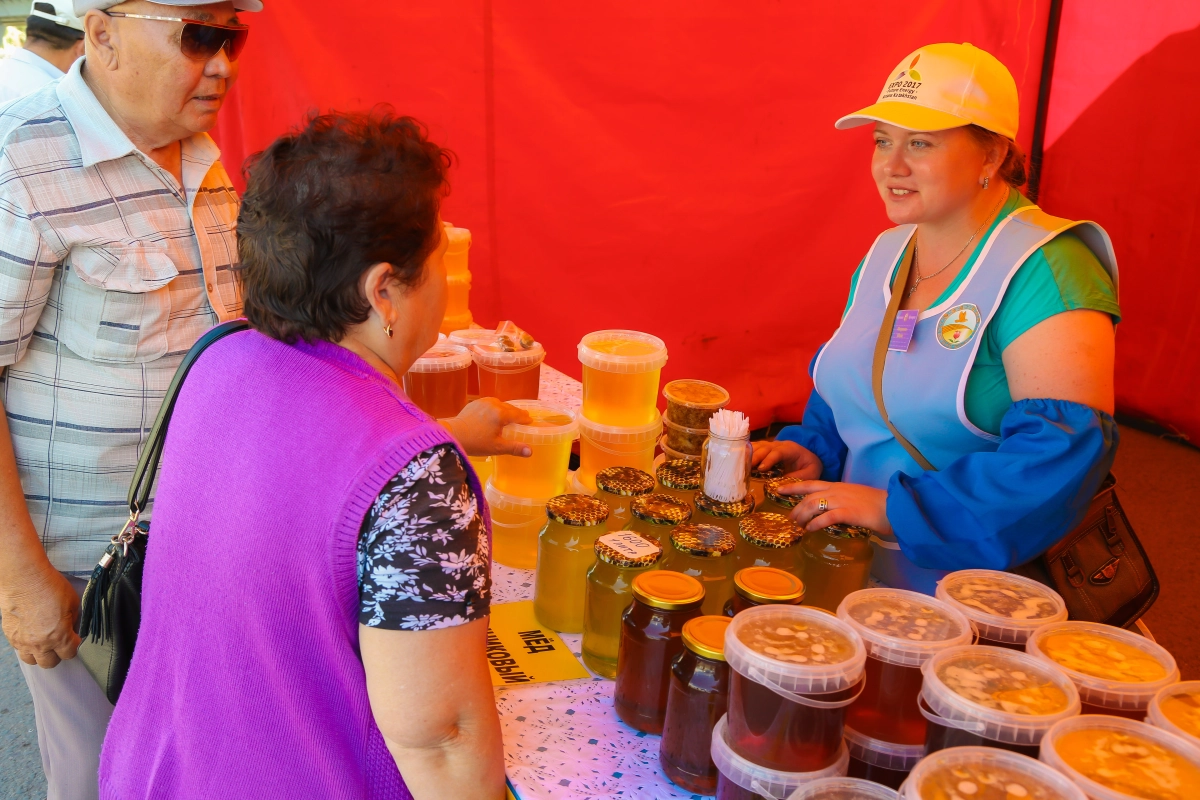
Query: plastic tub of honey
[
  {"left": 1147, "top": 681, "right": 1200, "bottom": 745},
  {"left": 723, "top": 604, "right": 867, "bottom": 773},
  {"left": 445, "top": 272, "right": 471, "bottom": 318},
  {"left": 472, "top": 341, "right": 545, "bottom": 402},
  {"left": 578, "top": 330, "right": 668, "bottom": 427},
  {"left": 1039, "top": 715, "right": 1200, "bottom": 800},
  {"left": 1026, "top": 621, "right": 1179, "bottom": 718},
  {"left": 837, "top": 589, "right": 973, "bottom": 746},
  {"left": 920, "top": 645, "right": 1081, "bottom": 759},
  {"left": 661, "top": 435, "right": 703, "bottom": 464},
  {"left": 447, "top": 328, "right": 498, "bottom": 395},
  {"left": 710, "top": 714, "right": 849, "bottom": 800},
  {"left": 439, "top": 310, "right": 473, "bottom": 336},
  {"left": 568, "top": 470, "right": 594, "bottom": 496},
  {"left": 444, "top": 225, "right": 471, "bottom": 276},
  {"left": 662, "top": 523, "right": 738, "bottom": 617},
  {"left": 935, "top": 570, "right": 1067, "bottom": 651},
  {"left": 736, "top": 513, "right": 803, "bottom": 575},
  {"left": 576, "top": 413, "right": 662, "bottom": 492},
  {"left": 790, "top": 776, "right": 899, "bottom": 799},
  {"left": 491, "top": 400, "right": 578, "bottom": 499},
  {"left": 902, "top": 745, "right": 1087, "bottom": 800},
  {"left": 484, "top": 480, "right": 550, "bottom": 570},
  {"left": 402, "top": 343, "right": 473, "bottom": 419},
  {"left": 664, "top": 379, "right": 730, "bottom": 428},
  {"left": 841, "top": 727, "right": 922, "bottom": 791},
  {"left": 663, "top": 412, "right": 709, "bottom": 457}
]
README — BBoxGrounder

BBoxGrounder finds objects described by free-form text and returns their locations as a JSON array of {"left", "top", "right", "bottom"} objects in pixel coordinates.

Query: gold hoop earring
[
  {"left": 384, "top": 323, "right": 393, "bottom": 338},
  {"left": 983, "top": 176, "right": 990, "bottom": 190}
]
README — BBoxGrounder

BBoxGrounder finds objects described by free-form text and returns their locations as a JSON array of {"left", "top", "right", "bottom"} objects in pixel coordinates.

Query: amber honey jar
[
  {"left": 659, "top": 615, "right": 732, "bottom": 794},
  {"left": 801, "top": 524, "right": 874, "bottom": 613},
  {"left": 661, "top": 523, "right": 737, "bottom": 617},
  {"left": 749, "top": 465, "right": 783, "bottom": 508},
  {"left": 656, "top": 459, "right": 701, "bottom": 507},
  {"left": 723, "top": 567, "right": 805, "bottom": 617},
  {"left": 582, "top": 531, "right": 662, "bottom": 678},
  {"left": 593, "top": 466, "right": 655, "bottom": 531},
  {"left": 735, "top": 512, "right": 803, "bottom": 575},
  {"left": 533, "top": 494, "right": 610, "bottom": 633},
  {"left": 627, "top": 493, "right": 692, "bottom": 547},
  {"left": 693, "top": 491, "right": 755, "bottom": 542}
]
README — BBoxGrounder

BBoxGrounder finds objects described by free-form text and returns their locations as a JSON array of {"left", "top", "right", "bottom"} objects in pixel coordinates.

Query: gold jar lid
[
  {"left": 632, "top": 570, "right": 705, "bottom": 611},
  {"left": 694, "top": 491, "right": 755, "bottom": 519},
  {"left": 734, "top": 567, "right": 805, "bottom": 605},
  {"left": 595, "top": 466, "right": 655, "bottom": 497},
  {"left": 671, "top": 523, "right": 736, "bottom": 557},
  {"left": 546, "top": 494, "right": 610, "bottom": 527},
  {"left": 751, "top": 465, "right": 784, "bottom": 481},
  {"left": 594, "top": 531, "right": 662, "bottom": 568},
  {"left": 682, "top": 615, "right": 731, "bottom": 661},
  {"left": 656, "top": 459, "right": 701, "bottom": 491},
  {"left": 764, "top": 477, "right": 804, "bottom": 509},
  {"left": 630, "top": 493, "right": 693, "bottom": 525},
  {"left": 739, "top": 512, "right": 802, "bottom": 549},
  {"left": 824, "top": 523, "right": 874, "bottom": 539}
]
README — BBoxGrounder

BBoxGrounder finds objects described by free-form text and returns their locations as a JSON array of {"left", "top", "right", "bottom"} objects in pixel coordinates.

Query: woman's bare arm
[{"left": 1002, "top": 309, "right": 1115, "bottom": 412}]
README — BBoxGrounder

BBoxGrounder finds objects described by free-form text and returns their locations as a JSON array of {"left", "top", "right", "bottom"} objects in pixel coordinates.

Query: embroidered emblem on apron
[{"left": 937, "top": 303, "right": 982, "bottom": 350}]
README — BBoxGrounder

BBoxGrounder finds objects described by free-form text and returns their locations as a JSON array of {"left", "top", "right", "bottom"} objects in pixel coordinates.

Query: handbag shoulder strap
[{"left": 870, "top": 242, "right": 937, "bottom": 472}]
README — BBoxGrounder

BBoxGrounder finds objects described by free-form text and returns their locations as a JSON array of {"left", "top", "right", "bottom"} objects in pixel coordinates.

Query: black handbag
[{"left": 78, "top": 319, "right": 249, "bottom": 704}]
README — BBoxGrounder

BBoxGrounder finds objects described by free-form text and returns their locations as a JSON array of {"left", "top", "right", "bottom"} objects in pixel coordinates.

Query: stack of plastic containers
[
  {"left": 936, "top": 569, "right": 1068, "bottom": 651},
  {"left": 402, "top": 344, "right": 473, "bottom": 419},
  {"left": 1147, "top": 681, "right": 1200, "bottom": 744},
  {"left": 446, "top": 328, "right": 497, "bottom": 395},
  {"left": 661, "top": 379, "right": 729, "bottom": 461},
  {"left": 576, "top": 331, "right": 667, "bottom": 491},
  {"left": 902, "top": 746, "right": 1087, "bottom": 800},
  {"left": 473, "top": 342, "right": 545, "bottom": 401},
  {"left": 440, "top": 226, "right": 473, "bottom": 334}
]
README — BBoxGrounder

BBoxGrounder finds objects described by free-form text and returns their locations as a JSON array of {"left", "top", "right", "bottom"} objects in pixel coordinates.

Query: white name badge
[{"left": 598, "top": 531, "right": 662, "bottom": 560}]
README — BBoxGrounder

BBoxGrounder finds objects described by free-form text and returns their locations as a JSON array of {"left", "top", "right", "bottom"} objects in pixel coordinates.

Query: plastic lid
[
  {"left": 659, "top": 435, "right": 702, "bottom": 463},
  {"left": 661, "top": 412, "right": 709, "bottom": 436},
  {"left": 483, "top": 480, "right": 552, "bottom": 516},
  {"left": 683, "top": 615, "right": 732, "bottom": 661},
  {"left": 630, "top": 493, "right": 692, "bottom": 525},
  {"left": 904, "top": 746, "right": 1086, "bottom": 800},
  {"left": 1147, "top": 680, "right": 1200, "bottom": 744},
  {"left": 788, "top": 776, "right": 899, "bottom": 800},
  {"left": 595, "top": 467, "right": 655, "bottom": 497},
  {"left": 734, "top": 567, "right": 805, "bottom": 605},
  {"left": 1039, "top": 715, "right": 1200, "bottom": 800},
  {"left": 920, "top": 644, "right": 1081, "bottom": 746},
  {"left": 501, "top": 400, "right": 579, "bottom": 444},
  {"left": 471, "top": 341, "right": 546, "bottom": 368},
  {"left": 545, "top": 494, "right": 610, "bottom": 527},
  {"left": 936, "top": 569, "right": 1068, "bottom": 645},
  {"left": 408, "top": 343, "right": 473, "bottom": 373},
  {"left": 631, "top": 570, "right": 704, "bottom": 610},
  {"left": 836, "top": 588, "right": 973, "bottom": 668},
  {"left": 711, "top": 715, "right": 849, "bottom": 797},
  {"left": 841, "top": 726, "right": 924, "bottom": 772},
  {"left": 445, "top": 226, "right": 472, "bottom": 251},
  {"left": 765, "top": 477, "right": 805, "bottom": 509},
  {"left": 695, "top": 491, "right": 755, "bottom": 519},
  {"left": 657, "top": 459, "right": 701, "bottom": 490},
  {"left": 671, "top": 523, "right": 736, "bottom": 557},
  {"left": 663, "top": 379, "right": 730, "bottom": 410},
  {"left": 577, "top": 412, "right": 663, "bottom": 444},
  {"left": 595, "top": 531, "right": 662, "bottom": 568},
  {"left": 446, "top": 272, "right": 472, "bottom": 287},
  {"left": 724, "top": 605, "right": 867, "bottom": 698},
  {"left": 447, "top": 328, "right": 497, "bottom": 348},
  {"left": 1026, "top": 621, "right": 1180, "bottom": 711},
  {"left": 578, "top": 330, "right": 668, "bottom": 374},
  {"left": 740, "top": 513, "right": 803, "bottom": 549},
  {"left": 752, "top": 465, "right": 785, "bottom": 482}
]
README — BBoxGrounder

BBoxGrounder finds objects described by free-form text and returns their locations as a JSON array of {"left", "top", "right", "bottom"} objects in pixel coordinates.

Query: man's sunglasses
[{"left": 104, "top": 12, "right": 249, "bottom": 62}]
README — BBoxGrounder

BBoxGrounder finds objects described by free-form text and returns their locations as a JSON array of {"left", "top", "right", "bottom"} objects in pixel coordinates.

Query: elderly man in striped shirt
[{"left": 0, "top": 2, "right": 260, "bottom": 796}]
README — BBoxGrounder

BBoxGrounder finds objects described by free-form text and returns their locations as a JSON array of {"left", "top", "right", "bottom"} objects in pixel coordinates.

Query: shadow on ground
[{"left": 0, "top": 646, "right": 43, "bottom": 799}]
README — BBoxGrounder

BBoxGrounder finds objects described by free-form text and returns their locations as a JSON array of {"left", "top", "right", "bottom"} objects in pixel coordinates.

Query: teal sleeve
[{"left": 842, "top": 259, "right": 865, "bottom": 320}]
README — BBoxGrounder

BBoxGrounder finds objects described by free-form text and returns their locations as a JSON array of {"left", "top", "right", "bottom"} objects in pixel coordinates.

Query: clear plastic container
[
  {"left": 1039, "top": 715, "right": 1200, "bottom": 800},
  {"left": 836, "top": 589, "right": 973, "bottom": 746},
  {"left": 444, "top": 225, "right": 471, "bottom": 276},
  {"left": 593, "top": 467, "right": 655, "bottom": 531},
  {"left": 761, "top": 477, "right": 804, "bottom": 517},
  {"left": 576, "top": 413, "right": 662, "bottom": 492},
  {"left": 660, "top": 615, "right": 733, "bottom": 794},
  {"left": 613, "top": 570, "right": 705, "bottom": 734},
  {"left": 801, "top": 525, "right": 874, "bottom": 613},
  {"left": 711, "top": 714, "right": 849, "bottom": 800},
  {"left": 533, "top": 495, "right": 610, "bottom": 633},
  {"left": 402, "top": 343, "right": 473, "bottom": 419},
  {"left": 582, "top": 531, "right": 662, "bottom": 678},
  {"left": 1147, "top": 681, "right": 1200, "bottom": 745},
  {"left": 445, "top": 272, "right": 471, "bottom": 318},
  {"left": 789, "top": 776, "right": 899, "bottom": 800},
  {"left": 724, "top": 567, "right": 805, "bottom": 617},
  {"left": 662, "top": 523, "right": 738, "bottom": 617},
  {"left": 750, "top": 466, "right": 784, "bottom": 509},
  {"left": 664, "top": 379, "right": 730, "bottom": 428},
  {"left": 920, "top": 644, "right": 1081, "bottom": 759},
  {"left": 484, "top": 480, "right": 550, "bottom": 570},
  {"left": 491, "top": 401, "right": 578, "bottom": 499},
  {"left": 448, "top": 328, "right": 498, "bottom": 395},
  {"left": 627, "top": 493, "right": 693, "bottom": 547},
  {"left": 903, "top": 745, "right": 1087, "bottom": 800},
  {"left": 439, "top": 310, "right": 474, "bottom": 336},
  {"left": 1026, "top": 621, "right": 1180, "bottom": 718},
  {"left": 663, "top": 412, "right": 708, "bottom": 457},
  {"left": 723, "top": 605, "right": 867, "bottom": 773},
  {"left": 841, "top": 727, "right": 923, "bottom": 791},
  {"left": 468, "top": 454, "right": 493, "bottom": 487},
  {"left": 657, "top": 458, "right": 702, "bottom": 506},
  {"left": 568, "top": 469, "right": 594, "bottom": 496},
  {"left": 936, "top": 569, "right": 1068, "bottom": 650},
  {"left": 736, "top": 513, "right": 804, "bottom": 575},
  {"left": 578, "top": 330, "right": 668, "bottom": 427},
  {"left": 661, "top": 435, "right": 703, "bottom": 465},
  {"left": 695, "top": 491, "right": 756, "bottom": 542},
  {"left": 472, "top": 341, "right": 545, "bottom": 402}
]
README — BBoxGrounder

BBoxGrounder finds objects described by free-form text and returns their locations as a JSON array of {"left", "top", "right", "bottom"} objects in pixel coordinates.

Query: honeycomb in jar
[
  {"left": 919, "top": 760, "right": 1064, "bottom": 800},
  {"left": 849, "top": 595, "right": 963, "bottom": 643},
  {"left": 1055, "top": 727, "right": 1200, "bottom": 800},
  {"left": 936, "top": 655, "right": 1069, "bottom": 716},
  {"left": 946, "top": 575, "right": 1058, "bottom": 621},
  {"left": 1039, "top": 631, "right": 1169, "bottom": 683},
  {"left": 736, "top": 615, "right": 854, "bottom": 666}
]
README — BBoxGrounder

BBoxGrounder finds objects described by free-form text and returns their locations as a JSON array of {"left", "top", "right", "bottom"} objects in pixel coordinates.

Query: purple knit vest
[{"left": 99, "top": 330, "right": 487, "bottom": 800}]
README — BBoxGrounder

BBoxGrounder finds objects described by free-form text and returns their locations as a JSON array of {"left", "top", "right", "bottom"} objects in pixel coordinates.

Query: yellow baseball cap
[{"left": 835, "top": 43, "right": 1019, "bottom": 140}]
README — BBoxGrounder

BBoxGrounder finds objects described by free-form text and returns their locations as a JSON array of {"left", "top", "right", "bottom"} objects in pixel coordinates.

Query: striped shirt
[{"left": 0, "top": 58, "right": 242, "bottom": 574}]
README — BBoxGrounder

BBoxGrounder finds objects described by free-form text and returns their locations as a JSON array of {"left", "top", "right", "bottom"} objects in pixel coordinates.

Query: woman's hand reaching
[
  {"left": 440, "top": 398, "right": 533, "bottom": 458},
  {"left": 751, "top": 440, "right": 824, "bottom": 480},
  {"left": 778, "top": 479, "right": 893, "bottom": 536}
]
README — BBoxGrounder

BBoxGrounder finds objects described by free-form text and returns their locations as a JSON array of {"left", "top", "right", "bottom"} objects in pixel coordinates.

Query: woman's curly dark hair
[
  {"left": 967, "top": 124, "right": 1028, "bottom": 188},
  {"left": 236, "top": 108, "right": 453, "bottom": 343}
]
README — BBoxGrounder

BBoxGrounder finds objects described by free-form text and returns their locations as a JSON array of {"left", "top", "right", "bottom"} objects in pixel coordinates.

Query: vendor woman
[{"left": 754, "top": 43, "right": 1120, "bottom": 594}]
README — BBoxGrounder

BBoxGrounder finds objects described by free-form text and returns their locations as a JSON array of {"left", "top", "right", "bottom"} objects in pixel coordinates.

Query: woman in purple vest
[{"left": 99, "top": 112, "right": 523, "bottom": 799}]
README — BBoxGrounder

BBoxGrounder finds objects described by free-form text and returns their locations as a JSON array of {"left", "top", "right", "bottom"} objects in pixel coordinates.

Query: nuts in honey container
[
  {"left": 936, "top": 569, "right": 1067, "bottom": 650},
  {"left": 901, "top": 745, "right": 1086, "bottom": 800}
]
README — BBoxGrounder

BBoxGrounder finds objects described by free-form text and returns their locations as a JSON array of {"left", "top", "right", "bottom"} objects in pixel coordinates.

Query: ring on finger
[{"left": 817, "top": 497, "right": 828, "bottom": 513}]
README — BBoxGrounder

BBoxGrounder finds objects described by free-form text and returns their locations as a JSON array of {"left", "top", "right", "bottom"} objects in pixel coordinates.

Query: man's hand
[
  {"left": 0, "top": 567, "right": 81, "bottom": 668},
  {"left": 441, "top": 398, "right": 534, "bottom": 458},
  {"left": 752, "top": 440, "right": 824, "bottom": 480}
]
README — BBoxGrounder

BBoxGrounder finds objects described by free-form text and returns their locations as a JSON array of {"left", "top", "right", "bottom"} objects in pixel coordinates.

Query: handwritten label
[
  {"left": 888, "top": 309, "right": 920, "bottom": 352},
  {"left": 486, "top": 601, "right": 589, "bottom": 686},
  {"left": 598, "top": 531, "right": 662, "bottom": 560}
]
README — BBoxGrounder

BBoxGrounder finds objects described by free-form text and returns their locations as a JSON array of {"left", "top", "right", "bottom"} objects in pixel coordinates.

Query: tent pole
[{"left": 1028, "top": 0, "right": 1065, "bottom": 204}]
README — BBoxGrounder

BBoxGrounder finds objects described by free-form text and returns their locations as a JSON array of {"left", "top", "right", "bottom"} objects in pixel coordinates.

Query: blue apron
[{"left": 813, "top": 205, "right": 1118, "bottom": 594}]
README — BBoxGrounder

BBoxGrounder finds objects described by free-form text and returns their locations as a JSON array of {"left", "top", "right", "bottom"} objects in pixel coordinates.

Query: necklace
[{"left": 909, "top": 193, "right": 1007, "bottom": 297}]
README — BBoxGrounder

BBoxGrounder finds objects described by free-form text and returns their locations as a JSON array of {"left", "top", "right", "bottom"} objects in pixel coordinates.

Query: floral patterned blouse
[{"left": 357, "top": 445, "right": 491, "bottom": 631}]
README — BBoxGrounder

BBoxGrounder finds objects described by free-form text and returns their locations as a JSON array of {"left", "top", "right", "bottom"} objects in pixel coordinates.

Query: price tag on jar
[{"left": 598, "top": 531, "right": 662, "bottom": 560}]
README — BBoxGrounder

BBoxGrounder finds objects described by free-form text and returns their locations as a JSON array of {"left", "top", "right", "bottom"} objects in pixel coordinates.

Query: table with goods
[{"left": 411, "top": 229, "right": 1200, "bottom": 800}]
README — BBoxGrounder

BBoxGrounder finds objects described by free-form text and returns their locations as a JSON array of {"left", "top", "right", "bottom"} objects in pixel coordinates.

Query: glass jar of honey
[
  {"left": 760, "top": 476, "right": 804, "bottom": 517},
  {"left": 659, "top": 615, "right": 732, "bottom": 794},
  {"left": 593, "top": 467, "right": 655, "bottom": 531},
  {"left": 576, "top": 414, "right": 662, "bottom": 492},
  {"left": 613, "top": 571, "right": 705, "bottom": 734},
  {"left": 735, "top": 512, "right": 803, "bottom": 575},
  {"left": 656, "top": 459, "right": 702, "bottom": 506},
  {"left": 694, "top": 491, "right": 755, "bottom": 541},
  {"left": 723, "top": 567, "right": 805, "bottom": 616},
  {"left": 484, "top": 480, "right": 550, "bottom": 570},
  {"left": 749, "top": 465, "right": 783, "bottom": 508},
  {"left": 661, "top": 523, "right": 737, "bottom": 617},
  {"left": 935, "top": 569, "right": 1068, "bottom": 651},
  {"left": 533, "top": 495, "right": 610, "bottom": 633},
  {"left": 582, "top": 531, "right": 662, "bottom": 678},
  {"left": 447, "top": 328, "right": 498, "bottom": 395},
  {"left": 801, "top": 524, "right": 874, "bottom": 612},
  {"left": 401, "top": 343, "right": 473, "bottom": 419},
  {"left": 491, "top": 400, "right": 578, "bottom": 499},
  {"left": 578, "top": 330, "right": 668, "bottom": 427},
  {"left": 472, "top": 341, "right": 545, "bottom": 402},
  {"left": 627, "top": 493, "right": 692, "bottom": 547}
]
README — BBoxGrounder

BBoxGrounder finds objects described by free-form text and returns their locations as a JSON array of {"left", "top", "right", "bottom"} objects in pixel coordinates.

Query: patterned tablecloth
[{"left": 538, "top": 363, "right": 584, "bottom": 414}]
